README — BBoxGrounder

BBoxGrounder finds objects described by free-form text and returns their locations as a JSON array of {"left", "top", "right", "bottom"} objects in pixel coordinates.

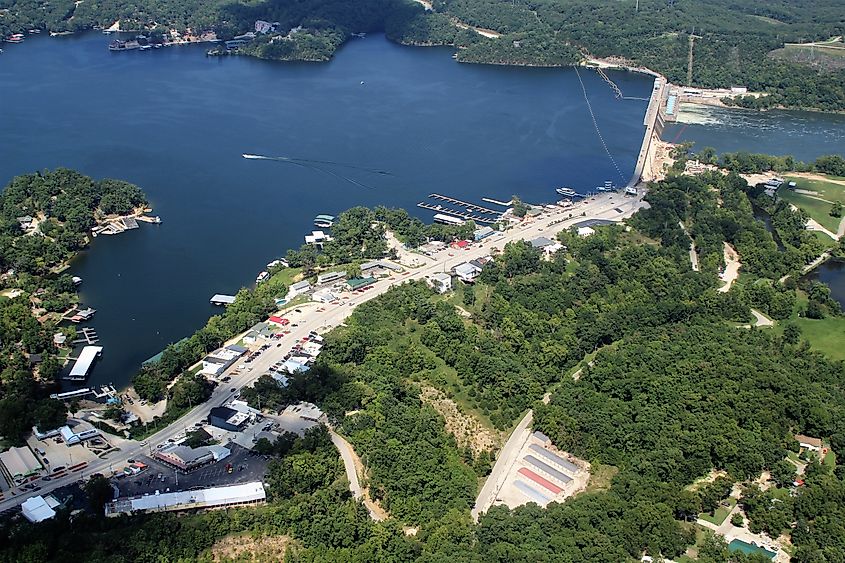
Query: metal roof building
[
  {"left": 21, "top": 495, "right": 58, "bottom": 523},
  {"left": 0, "top": 446, "right": 42, "bottom": 483},
  {"left": 68, "top": 345, "right": 103, "bottom": 379},
  {"left": 528, "top": 444, "right": 579, "bottom": 474},
  {"left": 210, "top": 294, "right": 237, "bottom": 305},
  {"left": 524, "top": 455, "right": 573, "bottom": 484},
  {"left": 513, "top": 479, "right": 551, "bottom": 505},
  {"left": 105, "top": 481, "right": 266, "bottom": 517}
]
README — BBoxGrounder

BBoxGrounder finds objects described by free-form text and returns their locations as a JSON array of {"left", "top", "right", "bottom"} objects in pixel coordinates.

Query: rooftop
[{"left": 105, "top": 482, "right": 266, "bottom": 517}]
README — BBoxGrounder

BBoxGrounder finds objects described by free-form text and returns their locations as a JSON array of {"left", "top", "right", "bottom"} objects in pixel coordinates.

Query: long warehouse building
[{"left": 105, "top": 482, "right": 265, "bottom": 517}]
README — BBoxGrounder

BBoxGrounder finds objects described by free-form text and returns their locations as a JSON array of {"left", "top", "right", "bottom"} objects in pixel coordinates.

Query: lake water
[
  {"left": 0, "top": 32, "right": 652, "bottom": 388},
  {"left": 805, "top": 259, "right": 845, "bottom": 308},
  {"left": 663, "top": 103, "right": 845, "bottom": 162}
]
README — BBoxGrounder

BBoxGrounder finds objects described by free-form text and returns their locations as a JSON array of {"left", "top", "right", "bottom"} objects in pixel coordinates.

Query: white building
[
  {"left": 287, "top": 280, "right": 312, "bottom": 300},
  {"left": 22, "top": 495, "right": 58, "bottom": 523},
  {"left": 312, "top": 288, "right": 337, "bottom": 303},
  {"left": 317, "top": 271, "right": 346, "bottom": 285},
  {"left": 427, "top": 273, "right": 452, "bottom": 294},
  {"left": 454, "top": 262, "right": 482, "bottom": 283},
  {"left": 200, "top": 346, "right": 244, "bottom": 376},
  {"left": 105, "top": 482, "right": 266, "bottom": 517},
  {"left": 59, "top": 424, "right": 100, "bottom": 446},
  {"left": 577, "top": 226, "right": 595, "bottom": 237}
]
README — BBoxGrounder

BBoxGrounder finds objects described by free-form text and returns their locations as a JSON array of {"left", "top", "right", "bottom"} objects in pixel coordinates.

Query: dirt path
[
  {"left": 329, "top": 429, "right": 388, "bottom": 521},
  {"left": 718, "top": 242, "right": 740, "bottom": 293},
  {"left": 679, "top": 221, "right": 699, "bottom": 272},
  {"left": 792, "top": 172, "right": 845, "bottom": 187}
]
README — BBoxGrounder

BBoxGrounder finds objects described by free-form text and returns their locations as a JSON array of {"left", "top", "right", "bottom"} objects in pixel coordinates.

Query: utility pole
[{"left": 687, "top": 27, "right": 701, "bottom": 86}]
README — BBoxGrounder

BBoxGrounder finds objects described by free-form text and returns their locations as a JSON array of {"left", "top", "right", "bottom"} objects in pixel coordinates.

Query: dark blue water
[
  {"left": 805, "top": 260, "right": 845, "bottom": 308},
  {"left": 0, "top": 33, "right": 651, "bottom": 388},
  {"left": 663, "top": 103, "right": 845, "bottom": 162}
]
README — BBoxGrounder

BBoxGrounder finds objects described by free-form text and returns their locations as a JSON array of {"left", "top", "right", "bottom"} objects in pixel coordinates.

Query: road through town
[{"left": 0, "top": 192, "right": 645, "bottom": 513}]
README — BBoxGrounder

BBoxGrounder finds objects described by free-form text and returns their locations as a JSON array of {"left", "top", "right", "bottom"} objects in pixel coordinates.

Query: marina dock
[
  {"left": 482, "top": 197, "right": 513, "bottom": 207},
  {"left": 429, "top": 194, "right": 498, "bottom": 215},
  {"left": 417, "top": 202, "right": 497, "bottom": 224},
  {"left": 73, "top": 327, "right": 100, "bottom": 345}
]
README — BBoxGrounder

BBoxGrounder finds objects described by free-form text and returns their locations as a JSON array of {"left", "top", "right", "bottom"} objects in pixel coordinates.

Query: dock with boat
[
  {"left": 64, "top": 345, "right": 103, "bottom": 381},
  {"left": 92, "top": 213, "right": 160, "bottom": 236},
  {"left": 429, "top": 194, "right": 499, "bottom": 215},
  {"left": 417, "top": 202, "right": 497, "bottom": 224}
]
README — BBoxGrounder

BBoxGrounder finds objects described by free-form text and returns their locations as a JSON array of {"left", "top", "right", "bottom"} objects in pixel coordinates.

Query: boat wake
[{"left": 241, "top": 153, "right": 391, "bottom": 190}]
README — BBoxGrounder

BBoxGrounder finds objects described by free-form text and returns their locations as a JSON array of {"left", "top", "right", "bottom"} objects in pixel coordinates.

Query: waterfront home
[{"left": 795, "top": 434, "right": 823, "bottom": 452}]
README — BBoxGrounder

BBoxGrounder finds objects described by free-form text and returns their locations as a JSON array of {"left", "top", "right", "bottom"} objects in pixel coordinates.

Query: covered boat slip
[{"left": 65, "top": 345, "right": 103, "bottom": 380}]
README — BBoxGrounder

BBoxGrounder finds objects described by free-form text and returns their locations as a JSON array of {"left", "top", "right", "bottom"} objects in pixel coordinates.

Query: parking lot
[{"left": 113, "top": 444, "right": 270, "bottom": 498}]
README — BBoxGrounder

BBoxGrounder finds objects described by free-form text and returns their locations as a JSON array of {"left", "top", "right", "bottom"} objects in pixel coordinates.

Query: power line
[{"left": 573, "top": 66, "right": 626, "bottom": 183}]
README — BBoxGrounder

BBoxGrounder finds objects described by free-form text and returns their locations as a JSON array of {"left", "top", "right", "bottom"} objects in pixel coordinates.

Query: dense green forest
[
  {"left": 3, "top": 0, "right": 844, "bottom": 110},
  {"left": 0, "top": 169, "right": 147, "bottom": 444},
  {"left": 4, "top": 169, "right": 845, "bottom": 561}
]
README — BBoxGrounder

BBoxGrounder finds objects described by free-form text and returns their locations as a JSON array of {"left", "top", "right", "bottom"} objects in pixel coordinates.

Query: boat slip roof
[
  {"left": 513, "top": 479, "right": 551, "bottom": 504},
  {"left": 524, "top": 455, "right": 573, "bottom": 484},
  {"left": 528, "top": 444, "right": 579, "bottom": 473},
  {"left": 70, "top": 346, "right": 103, "bottom": 377}
]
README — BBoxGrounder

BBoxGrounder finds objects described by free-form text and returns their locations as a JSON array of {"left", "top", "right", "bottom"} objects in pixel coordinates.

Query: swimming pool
[{"left": 728, "top": 539, "right": 777, "bottom": 559}]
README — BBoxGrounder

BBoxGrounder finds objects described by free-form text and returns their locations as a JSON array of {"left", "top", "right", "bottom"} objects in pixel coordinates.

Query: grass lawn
[
  {"left": 823, "top": 447, "right": 837, "bottom": 468},
  {"left": 698, "top": 497, "right": 737, "bottom": 526},
  {"left": 780, "top": 175, "right": 845, "bottom": 232},
  {"left": 269, "top": 266, "right": 303, "bottom": 287},
  {"left": 585, "top": 463, "right": 619, "bottom": 493},
  {"left": 791, "top": 316, "right": 845, "bottom": 360},
  {"left": 777, "top": 190, "right": 840, "bottom": 233}
]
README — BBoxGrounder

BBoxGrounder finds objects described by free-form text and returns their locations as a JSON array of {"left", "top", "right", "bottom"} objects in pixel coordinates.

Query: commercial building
[
  {"left": 317, "top": 271, "right": 346, "bottom": 285},
  {"left": 287, "top": 280, "right": 312, "bottom": 299},
  {"left": 312, "top": 288, "right": 337, "bottom": 303},
  {"left": 105, "top": 481, "right": 266, "bottom": 517},
  {"left": 153, "top": 444, "right": 230, "bottom": 471},
  {"left": 0, "top": 446, "right": 42, "bottom": 484},
  {"left": 21, "top": 495, "right": 59, "bottom": 523},
  {"left": 576, "top": 226, "right": 595, "bottom": 237},
  {"left": 200, "top": 346, "right": 245, "bottom": 376},
  {"left": 360, "top": 260, "right": 402, "bottom": 275},
  {"left": 346, "top": 277, "right": 377, "bottom": 291},
  {"left": 59, "top": 425, "right": 100, "bottom": 446},
  {"left": 427, "top": 273, "right": 452, "bottom": 294},
  {"left": 474, "top": 226, "right": 496, "bottom": 241},
  {"left": 208, "top": 406, "right": 250, "bottom": 432}
]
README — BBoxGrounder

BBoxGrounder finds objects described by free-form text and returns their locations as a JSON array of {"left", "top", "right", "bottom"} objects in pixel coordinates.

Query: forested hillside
[
  {"left": 3, "top": 171, "right": 845, "bottom": 560},
  {"left": 3, "top": 0, "right": 844, "bottom": 110}
]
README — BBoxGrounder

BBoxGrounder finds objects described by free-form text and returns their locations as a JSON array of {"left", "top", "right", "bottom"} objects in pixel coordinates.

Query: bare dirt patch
[
  {"left": 420, "top": 384, "right": 502, "bottom": 456},
  {"left": 208, "top": 534, "right": 295, "bottom": 562}
]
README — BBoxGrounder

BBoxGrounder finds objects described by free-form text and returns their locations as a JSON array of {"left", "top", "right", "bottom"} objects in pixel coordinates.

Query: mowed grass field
[{"left": 778, "top": 175, "right": 845, "bottom": 233}]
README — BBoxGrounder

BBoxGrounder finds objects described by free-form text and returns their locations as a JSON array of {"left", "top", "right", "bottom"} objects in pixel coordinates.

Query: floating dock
[
  {"left": 429, "top": 194, "right": 498, "bottom": 215},
  {"left": 417, "top": 202, "right": 496, "bottom": 224},
  {"left": 481, "top": 197, "right": 513, "bottom": 207}
]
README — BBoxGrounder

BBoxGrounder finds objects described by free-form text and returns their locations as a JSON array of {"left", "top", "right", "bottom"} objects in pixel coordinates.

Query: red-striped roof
[{"left": 518, "top": 467, "right": 562, "bottom": 494}]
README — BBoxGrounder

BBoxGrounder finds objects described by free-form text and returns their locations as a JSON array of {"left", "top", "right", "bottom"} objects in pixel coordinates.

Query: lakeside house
[{"left": 795, "top": 434, "right": 823, "bottom": 452}]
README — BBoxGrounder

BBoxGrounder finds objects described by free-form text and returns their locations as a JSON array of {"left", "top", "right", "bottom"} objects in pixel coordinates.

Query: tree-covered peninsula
[{"left": 0, "top": 169, "right": 147, "bottom": 444}]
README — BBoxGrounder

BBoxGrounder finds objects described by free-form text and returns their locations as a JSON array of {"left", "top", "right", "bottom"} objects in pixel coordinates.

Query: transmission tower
[{"left": 687, "top": 27, "right": 701, "bottom": 86}]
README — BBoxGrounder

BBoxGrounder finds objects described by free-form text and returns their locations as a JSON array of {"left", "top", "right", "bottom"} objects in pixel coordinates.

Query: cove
[{"left": 0, "top": 32, "right": 651, "bottom": 388}]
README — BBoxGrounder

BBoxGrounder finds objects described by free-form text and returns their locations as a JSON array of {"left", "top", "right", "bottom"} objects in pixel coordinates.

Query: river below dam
[
  {"left": 663, "top": 103, "right": 845, "bottom": 161},
  {"left": 1, "top": 32, "right": 655, "bottom": 389}
]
